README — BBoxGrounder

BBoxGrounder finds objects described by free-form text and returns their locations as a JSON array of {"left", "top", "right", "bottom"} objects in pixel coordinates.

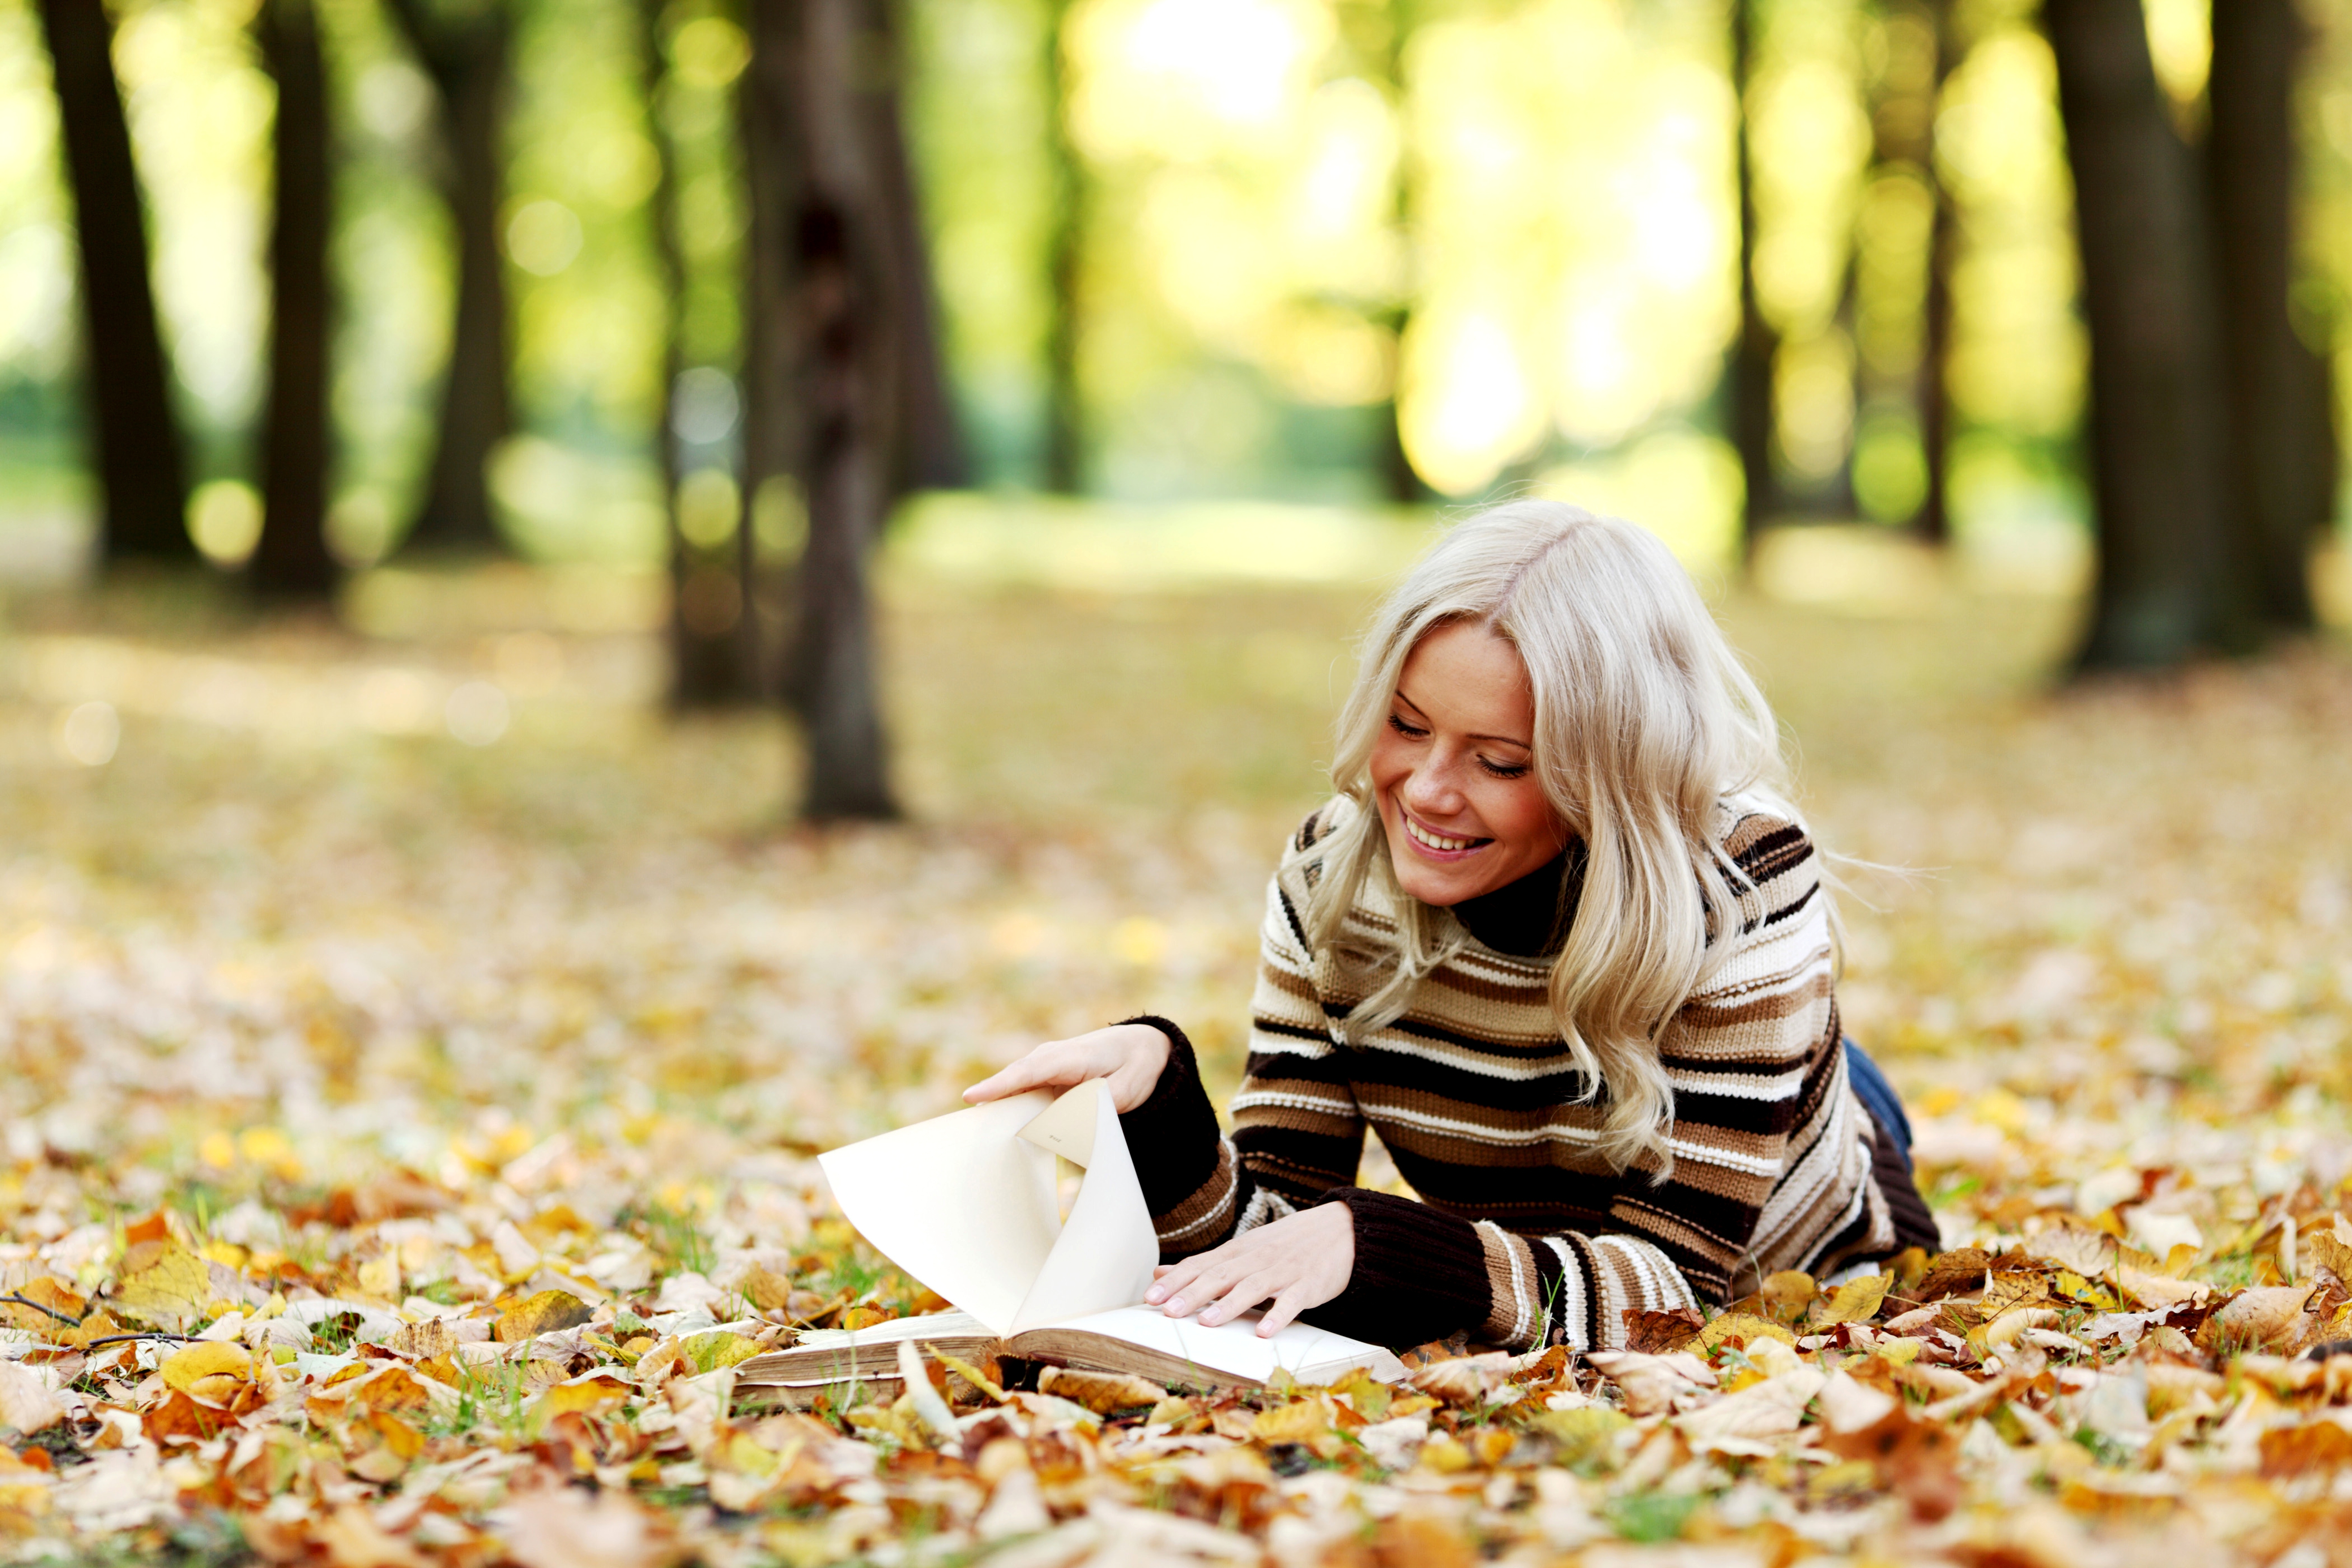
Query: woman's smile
[
  {"left": 1369, "top": 620, "right": 1571, "bottom": 907},
  {"left": 1398, "top": 809, "right": 1492, "bottom": 858}
]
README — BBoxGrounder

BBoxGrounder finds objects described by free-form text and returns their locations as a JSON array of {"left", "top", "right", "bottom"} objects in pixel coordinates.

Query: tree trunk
[
  {"left": 250, "top": 0, "right": 339, "bottom": 599},
  {"left": 1916, "top": 0, "right": 1960, "bottom": 546},
  {"left": 386, "top": 0, "right": 514, "bottom": 554},
  {"left": 738, "top": 0, "right": 794, "bottom": 698},
  {"left": 2207, "top": 0, "right": 2325, "bottom": 633},
  {"left": 1368, "top": 0, "right": 1423, "bottom": 505},
  {"left": 36, "top": 0, "right": 193, "bottom": 565},
  {"left": 2043, "top": 0, "right": 2240, "bottom": 670},
  {"left": 1730, "top": 0, "right": 1778, "bottom": 560},
  {"left": 864, "top": 6, "right": 964, "bottom": 497},
  {"left": 745, "top": 0, "right": 901, "bottom": 820},
  {"left": 642, "top": 0, "right": 750, "bottom": 705},
  {"left": 1040, "top": 0, "right": 1085, "bottom": 494}
]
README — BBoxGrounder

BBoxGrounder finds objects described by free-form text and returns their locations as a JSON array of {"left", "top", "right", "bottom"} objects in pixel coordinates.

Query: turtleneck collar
[{"left": 1450, "top": 839, "right": 1586, "bottom": 959}]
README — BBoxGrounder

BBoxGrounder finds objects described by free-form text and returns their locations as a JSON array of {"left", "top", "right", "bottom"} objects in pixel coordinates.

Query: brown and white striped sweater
[{"left": 1117, "top": 796, "right": 1939, "bottom": 1353}]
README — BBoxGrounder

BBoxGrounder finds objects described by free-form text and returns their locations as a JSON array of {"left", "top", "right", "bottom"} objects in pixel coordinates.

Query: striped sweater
[{"left": 1117, "top": 796, "right": 1939, "bottom": 1353}]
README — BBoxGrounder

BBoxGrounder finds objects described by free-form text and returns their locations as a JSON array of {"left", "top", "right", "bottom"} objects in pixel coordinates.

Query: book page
[
  {"left": 1007, "top": 1080, "right": 1159, "bottom": 1335},
  {"left": 817, "top": 1092, "right": 1062, "bottom": 1337},
  {"left": 1023, "top": 1305, "right": 1405, "bottom": 1385}
]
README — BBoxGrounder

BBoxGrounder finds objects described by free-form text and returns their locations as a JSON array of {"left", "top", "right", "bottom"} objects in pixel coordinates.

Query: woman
[{"left": 967, "top": 503, "right": 1939, "bottom": 1353}]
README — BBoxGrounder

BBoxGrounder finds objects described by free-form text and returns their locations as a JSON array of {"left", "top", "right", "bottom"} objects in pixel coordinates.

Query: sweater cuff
[
  {"left": 1297, "top": 1189, "right": 1491, "bottom": 1350},
  {"left": 1112, "top": 1016, "right": 1225, "bottom": 1220}
]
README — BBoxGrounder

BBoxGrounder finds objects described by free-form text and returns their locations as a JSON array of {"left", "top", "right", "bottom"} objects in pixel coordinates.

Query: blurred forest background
[{"left": 3, "top": 0, "right": 2351, "bottom": 820}]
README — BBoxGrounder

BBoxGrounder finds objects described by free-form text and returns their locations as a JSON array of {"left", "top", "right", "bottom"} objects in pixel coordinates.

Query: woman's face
[{"left": 1369, "top": 621, "right": 1571, "bottom": 908}]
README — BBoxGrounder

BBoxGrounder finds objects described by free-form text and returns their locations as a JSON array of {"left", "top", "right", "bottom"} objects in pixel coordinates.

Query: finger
[
  {"left": 1147, "top": 1254, "right": 1215, "bottom": 1308},
  {"left": 962, "top": 1045, "right": 1079, "bottom": 1103},
  {"left": 1256, "top": 1290, "right": 1305, "bottom": 1338},
  {"left": 1197, "top": 1271, "right": 1280, "bottom": 1327}
]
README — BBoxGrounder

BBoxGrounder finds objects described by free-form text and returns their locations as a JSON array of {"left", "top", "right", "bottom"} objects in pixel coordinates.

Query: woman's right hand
[{"left": 962, "top": 1023, "right": 1173, "bottom": 1114}]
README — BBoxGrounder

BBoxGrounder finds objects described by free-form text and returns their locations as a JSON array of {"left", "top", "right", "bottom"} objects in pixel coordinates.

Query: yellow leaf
[
  {"left": 1035, "top": 1365, "right": 1167, "bottom": 1414},
  {"left": 160, "top": 1342, "right": 251, "bottom": 1398},
  {"left": 356, "top": 1255, "right": 401, "bottom": 1301},
  {"left": 1698, "top": 1312, "right": 1797, "bottom": 1354},
  {"left": 111, "top": 1246, "right": 214, "bottom": 1331},
  {"left": 1251, "top": 1397, "right": 1335, "bottom": 1444},
  {"left": 1815, "top": 1273, "right": 1891, "bottom": 1327},
  {"left": 539, "top": 1372, "right": 633, "bottom": 1419},
  {"left": 738, "top": 1265, "right": 795, "bottom": 1312},
  {"left": 1759, "top": 1270, "right": 1817, "bottom": 1323},
  {"left": 494, "top": 1290, "right": 594, "bottom": 1344},
  {"left": 682, "top": 1330, "right": 761, "bottom": 1374},
  {"left": 2304, "top": 1214, "right": 2352, "bottom": 1284}
]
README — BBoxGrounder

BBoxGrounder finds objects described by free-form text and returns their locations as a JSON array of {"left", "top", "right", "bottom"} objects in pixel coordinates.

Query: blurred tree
[
  {"left": 385, "top": 0, "right": 515, "bottom": 555},
  {"left": 35, "top": 0, "right": 194, "bottom": 565},
  {"left": 1730, "top": 0, "right": 1778, "bottom": 558},
  {"left": 643, "top": 0, "right": 751, "bottom": 705},
  {"left": 1040, "top": 0, "right": 1085, "bottom": 493},
  {"left": 1916, "top": 0, "right": 1959, "bottom": 545},
  {"left": 743, "top": 0, "right": 904, "bottom": 819},
  {"left": 866, "top": 0, "right": 964, "bottom": 498},
  {"left": 2043, "top": 0, "right": 2242, "bottom": 668},
  {"left": 2207, "top": 0, "right": 2330, "bottom": 633},
  {"left": 1361, "top": 0, "right": 1426, "bottom": 505},
  {"left": 250, "top": 0, "right": 340, "bottom": 600}
]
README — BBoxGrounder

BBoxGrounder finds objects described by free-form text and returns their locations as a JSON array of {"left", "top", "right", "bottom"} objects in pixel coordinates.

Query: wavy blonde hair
[{"left": 1303, "top": 501, "right": 1800, "bottom": 1173}]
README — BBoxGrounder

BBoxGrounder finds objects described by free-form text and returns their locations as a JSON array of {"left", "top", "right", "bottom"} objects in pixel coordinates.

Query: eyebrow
[{"left": 1392, "top": 686, "right": 1533, "bottom": 751}]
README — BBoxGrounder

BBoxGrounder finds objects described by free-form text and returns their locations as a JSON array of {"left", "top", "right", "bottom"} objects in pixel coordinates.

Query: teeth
[{"left": 1405, "top": 818, "right": 1482, "bottom": 853}]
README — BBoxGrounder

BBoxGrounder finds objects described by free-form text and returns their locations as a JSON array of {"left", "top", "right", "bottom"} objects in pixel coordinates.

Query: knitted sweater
[{"left": 1117, "top": 796, "right": 1941, "bottom": 1353}]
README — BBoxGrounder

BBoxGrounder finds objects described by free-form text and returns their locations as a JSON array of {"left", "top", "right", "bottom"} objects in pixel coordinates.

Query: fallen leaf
[
  {"left": 1034, "top": 1366, "right": 1167, "bottom": 1414},
  {"left": 494, "top": 1290, "right": 594, "bottom": 1344},
  {"left": 2198, "top": 1283, "right": 2318, "bottom": 1356},
  {"left": 1404, "top": 1351, "right": 1517, "bottom": 1406},
  {"left": 1815, "top": 1273, "right": 1892, "bottom": 1328},
  {"left": 1620, "top": 1306, "right": 1704, "bottom": 1354},
  {"left": 108, "top": 1245, "right": 212, "bottom": 1330},
  {"left": 1758, "top": 1270, "right": 1817, "bottom": 1324},
  {"left": 159, "top": 1341, "right": 251, "bottom": 1404},
  {"left": 0, "top": 1364, "right": 64, "bottom": 1435},
  {"left": 1698, "top": 1312, "right": 1797, "bottom": 1355}
]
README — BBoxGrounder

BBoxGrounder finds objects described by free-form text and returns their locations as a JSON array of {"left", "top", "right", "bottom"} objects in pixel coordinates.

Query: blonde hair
[{"left": 1304, "top": 501, "right": 1800, "bottom": 1173}]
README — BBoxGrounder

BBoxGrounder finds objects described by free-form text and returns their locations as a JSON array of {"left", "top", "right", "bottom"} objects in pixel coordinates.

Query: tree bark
[
  {"left": 250, "top": 0, "right": 339, "bottom": 599},
  {"left": 1730, "top": 0, "right": 1778, "bottom": 560},
  {"left": 1368, "top": 0, "right": 1423, "bottom": 505},
  {"left": 1040, "top": 0, "right": 1086, "bottom": 494},
  {"left": 385, "top": 0, "right": 514, "bottom": 555},
  {"left": 2043, "top": 0, "right": 2240, "bottom": 669},
  {"left": 864, "top": 6, "right": 964, "bottom": 497},
  {"left": 744, "top": 0, "right": 901, "bottom": 820},
  {"left": 642, "top": 0, "right": 750, "bottom": 705},
  {"left": 2207, "top": 0, "right": 2326, "bottom": 633},
  {"left": 1917, "top": 0, "right": 1960, "bottom": 546},
  {"left": 36, "top": 0, "right": 193, "bottom": 565}
]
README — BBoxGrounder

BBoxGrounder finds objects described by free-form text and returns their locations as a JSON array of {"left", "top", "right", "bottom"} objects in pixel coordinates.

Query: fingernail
[
  {"left": 1144, "top": 1287, "right": 1163, "bottom": 1303},
  {"left": 1165, "top": 1299, "right": 1184, "bottom": 1316}
]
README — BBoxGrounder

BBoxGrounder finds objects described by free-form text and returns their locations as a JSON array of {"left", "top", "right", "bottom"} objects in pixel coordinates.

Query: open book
[{"left": 738, "top": 1080, "right": 1404, "bottom": 1401}]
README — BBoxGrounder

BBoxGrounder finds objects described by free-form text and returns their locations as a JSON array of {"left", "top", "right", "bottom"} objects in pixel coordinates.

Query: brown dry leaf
[
  {"left": 1820, "top": 1406, "right": 1963, "bottom": 1522},
  {"left": 502, "top": 1481, "right": 673, "bottom": 1568},
  {"left": 315, "top": 1503, "right": 428, "bottom": 1568},
  {"left": 2118, "top": 1262, "right": 2212, "bottom": 1310},
  {"left": 737, "top": 1265, "right": 795, "bottom": 1312},
  {"left": 107, "top": 1244, "right": 212, "bottom": 1330},
  {"left": 494, "top": 1289, "right": 595, "bottom": 1344},
  {"left": 2198, "top": 1283, "right": 2318, "bottom": 1355},
  {"left": 1910, "top": 1249, "right": 1993, "bottom": 1303},
  {"left": 1404, "top": 1351, "right": 1517, "bottom": 1406},
  {"left": 0, "top": 1278, "right": 84, "bottom": 1333},
  {"left": 1620, "top": 1306, "right": 1704, "bottom": 1354},
  {"left": 2028, "top": 1223, "right": 2120, "bottom": 1276},
  {"left": 1814, "top": 1272, "right": 1892, "bottom": 1328},
  {"left": 2302, "top": 1214, "right": 2352, "bottom": 1284},
  {"left": 1034, "top": 1366, "right": 1166, "bottom": 1414},
  {"left": 2259, "top": 1420, "right": 2352, "bottom": 1477}
]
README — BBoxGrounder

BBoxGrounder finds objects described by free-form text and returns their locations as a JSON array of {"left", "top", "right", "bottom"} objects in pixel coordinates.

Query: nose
[{"left": 1399, "top": 751, "right": 1467, "bottom": 820}]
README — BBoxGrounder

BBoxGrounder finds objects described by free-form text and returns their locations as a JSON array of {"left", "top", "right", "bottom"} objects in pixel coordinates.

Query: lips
[{"left": 1401, "top": 811, "right": 1491, "bottom": 855}]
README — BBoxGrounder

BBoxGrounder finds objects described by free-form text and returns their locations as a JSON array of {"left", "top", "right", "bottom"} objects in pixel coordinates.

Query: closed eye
[
  {"left": 1479, "top": 758, "right": 1530, "bottom": 779},
  {"left": 1385, "top": 713, "right": 1427, "bottom": 740}
]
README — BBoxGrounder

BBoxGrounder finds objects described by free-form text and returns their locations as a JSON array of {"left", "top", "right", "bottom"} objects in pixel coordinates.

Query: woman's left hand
[{"left": 1143, "top": 1202, "right": 1354, "bottom": 1337}]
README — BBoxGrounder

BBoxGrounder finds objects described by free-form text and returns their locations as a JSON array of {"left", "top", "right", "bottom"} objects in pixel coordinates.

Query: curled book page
[
  {"left": 817, "top": 1091, "right": 1062, "bottom": 1338},
  {"left": 1009, "top": 1080, "right": 1158, "bottom": 1334}
]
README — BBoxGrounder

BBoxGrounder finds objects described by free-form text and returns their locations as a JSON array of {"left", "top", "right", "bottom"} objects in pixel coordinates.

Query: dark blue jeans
[{"left": 1844, "top": 1039, "right": 1913, "bottom": 1172}]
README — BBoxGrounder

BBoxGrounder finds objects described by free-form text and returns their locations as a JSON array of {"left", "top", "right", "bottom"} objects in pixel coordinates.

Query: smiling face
[{"left": 1368, "top": 620, "right": 1572, "bottom": 909}]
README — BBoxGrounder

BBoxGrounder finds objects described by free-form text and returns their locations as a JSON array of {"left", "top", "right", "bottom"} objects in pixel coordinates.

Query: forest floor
[{"left": 0, "top": 557, "right": 2350, "bottom": 1566}]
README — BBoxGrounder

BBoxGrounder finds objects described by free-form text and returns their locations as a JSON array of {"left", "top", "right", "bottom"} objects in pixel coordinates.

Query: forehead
[{"left": 1396, "top": 622, "right": 1533, "bottom": 738}]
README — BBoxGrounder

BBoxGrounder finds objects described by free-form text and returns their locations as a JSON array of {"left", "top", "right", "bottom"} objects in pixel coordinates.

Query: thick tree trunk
[
  {"left": 1040, "top": 0, "right": 1085, "bottom": 494},
  {"left": 1368, "top": 0, "right": 1423, "bottom": 505},
  {"left": 386, "top": 0, "right": 514, "bottom": 554},
  {"left": 1916, "top": 0, "right": 1960, "bottom": 545},
  {"left": 250, "top": 0, "right": 339, "bottom": 599},
  {"left": 36, "top": 0, "right": 193, "bottom": 565},
  {"left": 2207, "top": 0, "right": 2325, "bottom": 633},
  {"left": 745, "top": 0, "right": 900, "bottom": 820},
  {"left": 737, "top": 4, "right": 794, "bottom": 698},
  {"left": 2043, "top": 0, "right": 2240, "bottom": 670},
  {"left": 1730, "top": 0, "right": 1777, "bottom": 559},
  {"left": 642, "top": 0, "right": 749, "bottom": 705},
  {"left": 864, "top": 16, "right": 964, "bottom": 498}
]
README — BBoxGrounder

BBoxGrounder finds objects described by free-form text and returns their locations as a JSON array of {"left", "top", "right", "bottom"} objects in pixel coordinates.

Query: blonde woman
[{"left": 967, "top": 502, "right": 1938, "bottom": 1353}]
